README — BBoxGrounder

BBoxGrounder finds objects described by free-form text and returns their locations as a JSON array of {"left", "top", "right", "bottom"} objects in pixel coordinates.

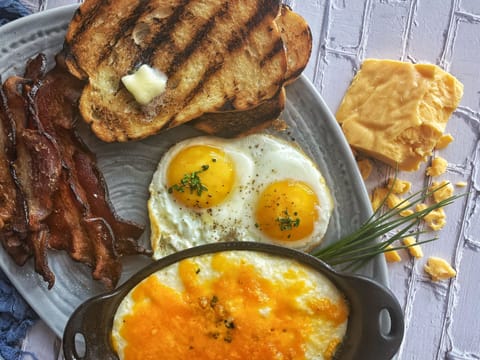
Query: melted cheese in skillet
[{"left": 111, "top": 251, "right": 349, "bottom": 360}]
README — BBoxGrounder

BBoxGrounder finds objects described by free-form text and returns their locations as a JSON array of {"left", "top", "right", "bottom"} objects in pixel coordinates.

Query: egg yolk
[
  {"left": 166, "top": 145, "right": 235, "bottom": 208},
  {"left": 113, "top": 254, "right": 348, "bottom": 360},
  {"left": 255, "top": 180, "right": 319, "bottom": 242}
]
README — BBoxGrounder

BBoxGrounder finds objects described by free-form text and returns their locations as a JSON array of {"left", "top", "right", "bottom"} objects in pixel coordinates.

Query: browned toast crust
[
  {"left": 190, "top": 87, "right": 286, "bottom": 137},
  {"left": 278, "top": 5, "right": 312, "bottom": 84}
]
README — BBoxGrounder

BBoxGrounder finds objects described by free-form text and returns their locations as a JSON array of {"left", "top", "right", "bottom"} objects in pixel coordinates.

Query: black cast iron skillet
[{"left": 63, "top": 241, "right": 404, "bottom": 360}]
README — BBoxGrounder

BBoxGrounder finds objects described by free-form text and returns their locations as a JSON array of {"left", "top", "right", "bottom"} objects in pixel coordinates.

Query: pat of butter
[
  {"left": 336, "top": 59, "right": 463, "bottom": 171},
  {"left": 121, "top": 64, "right": 167, "bottom": 105}
]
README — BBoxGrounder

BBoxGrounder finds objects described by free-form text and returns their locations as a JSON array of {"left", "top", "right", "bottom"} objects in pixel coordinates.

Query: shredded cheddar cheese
[
  {"left": 384, "top": 245, "right": 402, "bottom": 263},
  {"left": 424, "top": 208, "right": 447, "bottom": 231},
  {"left": 426, "top": 157, "right": 448, "bottom": 177},
  {"left": 424, "top": 257, "right": 456, "bottom": 281},
  {"left": 387, "top": 178, "right": 412, "bottom": 194},
  {"left": 371, "top": 187, "right": 389, "bottom": 212},
  {"left": 435, "top": 134, "right": 454, "bottom": 150},
  {"left": 402, "top": 236, "right": 423, "bottom": 258},
  {"left": 430, "top": 181, "right": 454, "bottom": 203}
]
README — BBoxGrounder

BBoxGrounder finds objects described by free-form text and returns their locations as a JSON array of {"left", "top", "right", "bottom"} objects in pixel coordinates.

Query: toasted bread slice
[
  {"left": 190, "top": 5, "right": 311, "bottom": 137},
  {"left": 190, "top": 87, "right": 286, "bottom": 137},
  {"left": 278, "top": 5, "right": 312, "bottom": 84},
  {"left": 64, "top": 0, "right": 287, "bottom": 142}
]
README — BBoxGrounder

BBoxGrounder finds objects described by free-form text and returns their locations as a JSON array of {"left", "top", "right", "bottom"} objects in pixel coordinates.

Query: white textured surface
[
  {"left": 283, "top": 0, "right": 480, "bottom": 359},
  {"left": 16, "top": 0, "right": 480, "bottom": 359}
]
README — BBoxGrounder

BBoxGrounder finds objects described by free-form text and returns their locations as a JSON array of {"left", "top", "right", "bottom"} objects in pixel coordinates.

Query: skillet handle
[
  {"left": 340, "top": 275, "right": 405, "bottom": 360},
  {"left": 63, "top": 294, "right": 119, "bottom": 360}
]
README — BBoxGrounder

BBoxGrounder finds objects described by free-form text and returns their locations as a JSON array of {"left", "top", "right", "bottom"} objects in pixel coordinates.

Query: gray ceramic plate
[
  {"left": 63, "top": 242, "right": 403, "bottom": 360},
  {"left": 0, "top": 4, "right": 388, "bottom": 338}
]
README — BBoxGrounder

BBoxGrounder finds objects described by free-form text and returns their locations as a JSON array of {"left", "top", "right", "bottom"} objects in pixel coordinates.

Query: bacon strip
[
  {"left": 72, "top": 150, "right": 146, "bottom": 255},
  {"left": 0, "top": 88, "right": 16, "bottom": 230},
  {"left": 1, "top": 86, "right": 31, "bottom": 265},
  {"left": 34, "top": 60, "right": 149, "bottom": 283},
  {"left": 0, "top": 54, "right": 148, "bottom": 289},
  {"left": 0, "top": 81, "right": 32, "bottom": 266},
  {"left": 83, "top": 217, "right": 122, "bottom": 290},
  {"left": 46, "top": 170, "right": 95, "bottom": 264}
]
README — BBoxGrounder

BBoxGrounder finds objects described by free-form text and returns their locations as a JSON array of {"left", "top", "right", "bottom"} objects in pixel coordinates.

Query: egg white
[{"left": 148, "top": 134, "right": 333, "bottom": 259}]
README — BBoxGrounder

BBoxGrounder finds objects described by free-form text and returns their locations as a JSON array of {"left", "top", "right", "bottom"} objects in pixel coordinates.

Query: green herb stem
[{"left": 313, "top": 180, "right": 465, "bottom": 270}]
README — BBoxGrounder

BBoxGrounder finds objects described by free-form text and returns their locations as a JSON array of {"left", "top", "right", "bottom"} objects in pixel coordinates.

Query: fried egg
[
  {"left": 148, "top": 134, "right": 333, "bottom": 259},
  {"left": 111, "top": 251, "right": 349, "bottom": 360}
]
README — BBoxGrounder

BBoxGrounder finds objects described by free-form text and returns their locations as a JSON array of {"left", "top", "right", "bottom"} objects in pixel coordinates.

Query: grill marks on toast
[
  {"left": 167, "top": 0, "right": 284, "bottom": 127},
  {"left": 140, "top": 0, "right": 191, "bottom": 67},
  {"left": 65, "top": 0, "right": 289, "bottom": 141},
  {"left": 67, "top": 0, "right": 164, "bottom": 75},
  {"left": 166, "top": 2, "right": 230, "bottom": 77},
  {"left": 65, "top": 0, "right": 113, "bottom": 78},
  {"left": 260, "top": 38, "right": 284, "bottom": 68},
  {"left": 97, "top": 0, "right": 154, "bottom": 66},
  {"left": 166, "top": 0, "right": 268, "bottom": 125},
  {"left": 164, "top": 60, "right": 223, "bottom": 129},
  {"left": 68, "top": 0, "right": 108, "bottom": 46},
  {"left": 226, "top": 0, "right": 276, "bottom": 52},
  {"left": 190, "top": 5, "right": 312, "bottom": 137}
]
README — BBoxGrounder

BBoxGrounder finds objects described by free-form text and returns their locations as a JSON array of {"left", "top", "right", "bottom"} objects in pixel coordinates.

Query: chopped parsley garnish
[
  {"left": 276, "top": 210, "right": 300, "bottom": 231},
  {"left": 168, "top": 164, "right": 209, "bottom": 196}
]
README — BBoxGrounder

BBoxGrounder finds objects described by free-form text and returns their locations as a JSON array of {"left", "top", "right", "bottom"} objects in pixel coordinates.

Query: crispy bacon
[
  {"left": 23, "top": 53, "right": 47, "bottom": 81},
  {"left": 0, "top": 81, "right": 32, "bottom": 265},
  {"left": 35, "top": 60, "right": 149, "bottom": 282},
  {"left": 33, "top": 57, "right": 82, "bottom": 131},
  {"left": 83, "top": 217, "right": 122, "bottom": 290},
  {"left": 0, "top": 233, "right": 30, "bottom": 266},
  {"left": 72, "top": 150, "right": 147, "bottom": 255},
  {"left": 0, "top": 54, "right": 148, "bottom": 289},
  {"left": 0, "top": 88, "right": 16, "bottom": 230},
  {"left": 17, "top": 129, "right": 62, "bottom": 228},
  {"left": 46, "top": 170, "right": 93, "bottom": 259},
  {"left": 0, "top": 88, "right": 28, "bottom": 263},
  {"left": 30, "top": 227, "right": 55, "bottom": 287},
  {"left": 0, "top": 69, "right": 64, "bottom": 287}
]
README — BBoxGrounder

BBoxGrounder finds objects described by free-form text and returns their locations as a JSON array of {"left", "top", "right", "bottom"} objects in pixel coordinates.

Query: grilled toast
[
  {"left": 278, "top": 5, "right": 312, "bottom": 85},
  {"left": 64, "top": 0, "right": 288, "bottom": 142},
  {"left": 190, "top": 5, "right": 311, "bottom": 136},
  {"left": 190, "top": 87, "right": 286, "bottom": 137}
]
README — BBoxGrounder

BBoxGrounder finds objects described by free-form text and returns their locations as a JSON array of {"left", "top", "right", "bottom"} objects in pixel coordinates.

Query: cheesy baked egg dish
[{"left": 111, "top": 250, "right": 349, "bottom": 360}]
